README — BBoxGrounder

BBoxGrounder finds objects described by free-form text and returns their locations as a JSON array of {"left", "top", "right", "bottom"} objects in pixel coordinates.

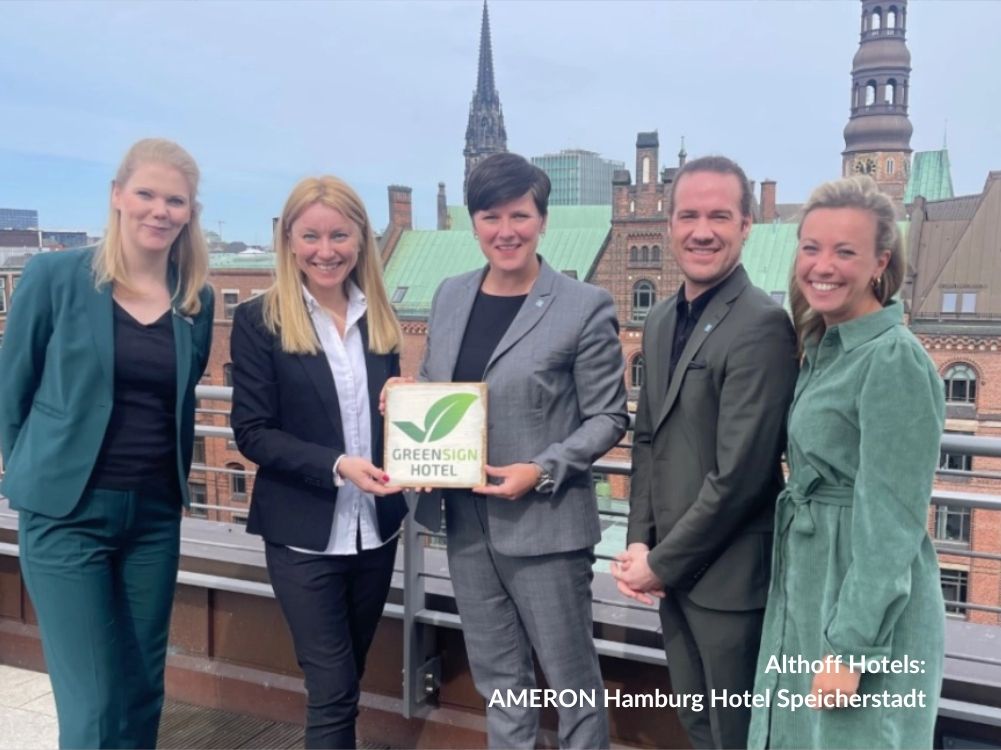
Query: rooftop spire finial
[{"left": 678, "top": 136, "right": 687, "bottom": 166}]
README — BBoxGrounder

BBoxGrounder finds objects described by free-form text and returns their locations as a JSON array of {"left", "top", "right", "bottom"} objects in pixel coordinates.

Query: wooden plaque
[{"left": 383, "top": 382, "right": 487, "bottom": 488}]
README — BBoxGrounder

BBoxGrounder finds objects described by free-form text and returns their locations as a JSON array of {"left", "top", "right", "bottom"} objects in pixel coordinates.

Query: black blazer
[{"left": 230, "top": 295, "right": 407, "bottom": 550}]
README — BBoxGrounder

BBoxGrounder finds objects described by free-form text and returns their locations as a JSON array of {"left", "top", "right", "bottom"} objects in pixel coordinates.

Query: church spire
[
  {"left": 476, "top": 0, "right": 497, "bottom": 105},
  {"left": 463, "top": 0, "right": 507, "bottom": 202}
]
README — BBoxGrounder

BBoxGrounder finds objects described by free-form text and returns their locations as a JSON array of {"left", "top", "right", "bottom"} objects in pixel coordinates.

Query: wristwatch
[{"left": 532, "top": 463, "right": 555, "bottom": 494}]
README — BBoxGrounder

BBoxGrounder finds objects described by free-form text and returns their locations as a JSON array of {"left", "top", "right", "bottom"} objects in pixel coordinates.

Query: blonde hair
[
  {"left": 262, "top": 175, "right": 401, "bottom": 355},
  {"left": 93, "top": 138, "right": 209, "bottom": 316},
  {"left": 790, "top": 175, "right": 903, "bottom": 353}
]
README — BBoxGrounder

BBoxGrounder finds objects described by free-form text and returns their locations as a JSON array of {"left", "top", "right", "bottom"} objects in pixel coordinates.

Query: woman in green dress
[{"left": 748, "top": 176, "right": 945, "bottom": 749}]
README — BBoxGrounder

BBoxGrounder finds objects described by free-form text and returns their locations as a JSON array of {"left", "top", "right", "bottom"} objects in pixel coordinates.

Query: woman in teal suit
[
  {"left": 0, "top": 138, "right": 214, "bottom": 749},
  {"left": 748, "top": 176, "right": 945, "bottom": 748}
]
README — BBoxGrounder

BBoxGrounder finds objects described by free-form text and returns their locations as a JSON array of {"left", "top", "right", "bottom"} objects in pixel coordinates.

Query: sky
[{"left": 2, "top": 0, "right": 1000, "bottom": 245}]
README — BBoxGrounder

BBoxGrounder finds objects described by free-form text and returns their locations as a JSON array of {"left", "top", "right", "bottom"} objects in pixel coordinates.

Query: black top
[
  {"left": 89, "top": 301, "right": 178, "bottom": 492},
  {"left": 669, "top": 280, "right": 725, "bottom": 383},
  {"left": 452, "top": 290, "right": 527, "bottom": 381}
]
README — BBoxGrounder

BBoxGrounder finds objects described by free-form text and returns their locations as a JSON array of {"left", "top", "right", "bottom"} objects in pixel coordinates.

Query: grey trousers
[{"left": 446, "top": 494, "right": 609, "bottom": 749}]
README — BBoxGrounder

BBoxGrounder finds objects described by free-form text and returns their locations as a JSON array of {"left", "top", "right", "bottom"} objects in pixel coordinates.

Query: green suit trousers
[{"left": 19, "top": 486, "right": 181, "bottom": 749}]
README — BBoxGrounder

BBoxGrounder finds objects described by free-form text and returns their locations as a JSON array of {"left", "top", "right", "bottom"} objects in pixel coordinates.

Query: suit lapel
[
  {"left": 439, "top": 271, "right": 482, "bottom": 380},
  {"left": 296, "top": 313, "right": 344, "bottom": 432},
  {"left": 655, "top": 267, "right": 749, "bottom": 431},
  {"left": 172, "top": 310, "right": 193, "bottom": 420},
  {"left": 84, "top": 261, "right": 114, "bottom": 389},
  {"left": 484, "top": 260, "right": 556, "bottom": 376}
]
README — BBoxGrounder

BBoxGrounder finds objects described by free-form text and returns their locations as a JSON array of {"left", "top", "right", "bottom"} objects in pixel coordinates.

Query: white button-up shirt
[{"left": 289, "top": 282, "right": 387, "bottom": 555}]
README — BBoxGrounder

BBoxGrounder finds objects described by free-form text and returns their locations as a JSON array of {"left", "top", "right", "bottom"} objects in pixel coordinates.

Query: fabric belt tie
[{"left": 778, "top": 466, "right": 854, "bottom": 537}]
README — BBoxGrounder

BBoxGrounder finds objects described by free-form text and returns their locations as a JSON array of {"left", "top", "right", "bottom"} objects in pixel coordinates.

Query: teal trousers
[{"left": 19, "top": 486, "right": 181, "bottom": 749}]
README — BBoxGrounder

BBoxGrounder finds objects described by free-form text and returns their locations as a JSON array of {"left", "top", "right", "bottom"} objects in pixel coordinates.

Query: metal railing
[
  {"left": 3, "top": 385, "right": 998, "bottom": 728},
  {"left": 190, "top": 387, "right": 1001, "bottom": 719}
]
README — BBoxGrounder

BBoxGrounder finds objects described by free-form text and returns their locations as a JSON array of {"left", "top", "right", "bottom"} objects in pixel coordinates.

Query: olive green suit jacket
[
  {"left": 627, "top": 265, "right": 798, "bottom": 610},
  {"left": 0, "top": 248, "right": 214, "bottom": 515}
]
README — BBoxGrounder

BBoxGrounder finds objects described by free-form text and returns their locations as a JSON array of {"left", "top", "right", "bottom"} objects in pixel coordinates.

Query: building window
[
  {"left": 192, "top": 436, "right": 206, "bottom": 465},
  {"left": 223, "top": 363, "right": 233, "bottom": 387},
  {"left": 886, "top": 158, "right": 895, "bottom": 175},
  {"left": 188, "top": 482, "right": 208, "bottom": 519},
  {"left": 934, "top": 506, "right": 971, "bottom": 545},
  {"left": 223, "top": 290, "right": 239, "bottom": 319},
  {"left": 632, "top": 281, "right": 656, "bottom": 321},
  {"left": 651, "top": 245, "right": 661, "bottom": 262},
  {"left": 629, "top": 246, "right": 638, "bottom": 263},
  {"left": 641, "top": 245, "right": 650, "bottom": 262},
  {"left": 943, "top": 364, "right": 977, "bottom": 404},
  {"left": 940, "top": 569, "right": 969, "bottom": 617},
  {"left": 630, "top": 354, "right": 645, "bottom": 389},
  {"left": 232, "top": 514, "right": 248, "bottom": 526},
  {"left": 391, "top": 286, "right": 408, "bottom": 304},
  {"left": 941, "top": 291, "right": 977, "bottom": 315},
  {"left": 228, "top": 462, "right": 247, "bottom": 499},
  {"left": 939, "top": 450, "right": 972, "bottom": 472},
  {"left": 0, "top": 277, "right": 6, "bottom": 314},
  {"left": 642, "top": 156, "right": 651, "bottom": 184},
  {"left": 770, "top": 291, "right": 786, "bottom": 305}
]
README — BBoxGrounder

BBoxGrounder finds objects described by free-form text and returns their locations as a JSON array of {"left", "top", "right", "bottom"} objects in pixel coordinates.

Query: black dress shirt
[{"left": 668, "top": 281, "right": 725, "bottom": 383}]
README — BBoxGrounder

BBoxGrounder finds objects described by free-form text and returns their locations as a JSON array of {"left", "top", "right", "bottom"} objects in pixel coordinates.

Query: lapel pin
[
  {"left": 536, "top": 299, "right": 544, "bottom": 307},
  {"left": 704, "top": 323, "right": 714, "bottom": 333}
]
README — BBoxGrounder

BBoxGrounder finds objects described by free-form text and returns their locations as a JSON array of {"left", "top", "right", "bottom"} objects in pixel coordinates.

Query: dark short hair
[
  {"left": 466, "top": 152, "right": 551, "bottom": 217},
  {"left": 668, "top": 155, "right": 753, "bottom": 218}
]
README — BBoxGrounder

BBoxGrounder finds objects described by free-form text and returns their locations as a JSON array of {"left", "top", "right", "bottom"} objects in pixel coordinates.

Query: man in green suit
[{"left": 613, "top": 156, "right": 798, "bottom": 749}]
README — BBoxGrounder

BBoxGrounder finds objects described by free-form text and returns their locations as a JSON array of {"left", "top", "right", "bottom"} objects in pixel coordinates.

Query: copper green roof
[
  {"left": 742, "top": 223, "right": 799, "bottom": 301},
  {"left": 209, "top": 252, "right": 278, "bottom": 270},
  {"left": 386, "top": 206, "right": 611, "bottom": 317},
  {"left": 905, "top": 150, "right": 954, "bottom": 203}
]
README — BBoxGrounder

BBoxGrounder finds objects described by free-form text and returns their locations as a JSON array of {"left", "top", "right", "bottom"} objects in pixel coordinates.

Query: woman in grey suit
[{"left": 413, "top": 152, "right": 628, "bottom": 748}]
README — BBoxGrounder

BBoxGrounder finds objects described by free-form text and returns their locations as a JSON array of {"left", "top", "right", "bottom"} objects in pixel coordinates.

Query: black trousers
[{"left": 265, "top": 537, "right": 398, "bottom": 750}]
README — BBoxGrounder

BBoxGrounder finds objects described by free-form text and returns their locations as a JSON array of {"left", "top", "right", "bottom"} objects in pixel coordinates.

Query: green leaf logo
[
  {"left": 393, "top": 421, "right": 426, "bottom": 442},
  {"left": 392, "top": 393, "right": 478, "bottom": 443}
]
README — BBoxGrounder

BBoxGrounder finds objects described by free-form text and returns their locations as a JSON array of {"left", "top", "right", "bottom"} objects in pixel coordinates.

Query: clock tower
[{"left": 842, "top": 0, "right": 912, "bottom": 203}]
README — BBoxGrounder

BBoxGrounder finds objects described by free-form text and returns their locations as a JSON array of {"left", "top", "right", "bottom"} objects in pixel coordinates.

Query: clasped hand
[{"left": 611, "top": 543, "right": 665, "bottom": 605}]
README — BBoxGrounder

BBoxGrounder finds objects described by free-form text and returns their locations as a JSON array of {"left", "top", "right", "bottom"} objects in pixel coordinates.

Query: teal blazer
[{"left": 0, "top": 247, "right": 214, "bottom": 516}]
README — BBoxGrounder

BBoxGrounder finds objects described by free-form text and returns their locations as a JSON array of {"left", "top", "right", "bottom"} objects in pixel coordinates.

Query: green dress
[{"left": 748, "top": 302, "right": 945, "bottom": 749}]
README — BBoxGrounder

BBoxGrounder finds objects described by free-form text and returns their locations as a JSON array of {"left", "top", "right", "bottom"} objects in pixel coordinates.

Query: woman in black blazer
[{"left": 230, "top": 176, "right": 406, "bottom": 749}]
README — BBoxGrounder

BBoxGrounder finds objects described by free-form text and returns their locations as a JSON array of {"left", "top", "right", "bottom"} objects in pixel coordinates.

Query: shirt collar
[
  {"left": 675, "top": 276, "right": 725, "bottom": 319},
  {"left": 302, "top": 281, "right": 367, "bottom": 328},
  {"left": 813, "top": 300, "right": 903, "bottom": 355}
]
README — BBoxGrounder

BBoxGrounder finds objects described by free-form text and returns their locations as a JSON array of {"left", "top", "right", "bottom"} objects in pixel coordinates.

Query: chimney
[
  {"left": 388, "top": 185, "right": 413, "bottom": 230},
  {"left": 437, "top": 182, "right": 449, "bottom": 230},
  {"left": 761, "top": 179, "right": 777, "bottom": 222}
]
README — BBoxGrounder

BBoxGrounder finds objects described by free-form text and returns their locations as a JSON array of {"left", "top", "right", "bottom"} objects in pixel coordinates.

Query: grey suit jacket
[
  {"left": 627, "top": 265, "right": 798, "bottom": 611},
  {"left": 415, "top": 259, "right": 628, "bottom": 557}
]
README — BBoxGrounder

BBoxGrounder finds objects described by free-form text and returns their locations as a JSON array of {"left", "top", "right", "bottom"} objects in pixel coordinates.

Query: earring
[{"left": 871, "top": 276, "right": 882, "bottom": 293}]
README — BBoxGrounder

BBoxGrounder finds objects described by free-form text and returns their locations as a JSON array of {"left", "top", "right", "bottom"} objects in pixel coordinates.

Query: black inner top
[
  {"left": 669, "top": 281, "right": 724, "bottom": 382},
  {"left": 452, "top": 290, "right": 527, "bottom": 381},
  {"left": 89, "top": 301, "right": 178, "bottom": 493}
]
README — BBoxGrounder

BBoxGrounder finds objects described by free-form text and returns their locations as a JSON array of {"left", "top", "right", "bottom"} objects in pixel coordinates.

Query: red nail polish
[{"left": 383, "top": 474, "right": 390, "bottom": 482}]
